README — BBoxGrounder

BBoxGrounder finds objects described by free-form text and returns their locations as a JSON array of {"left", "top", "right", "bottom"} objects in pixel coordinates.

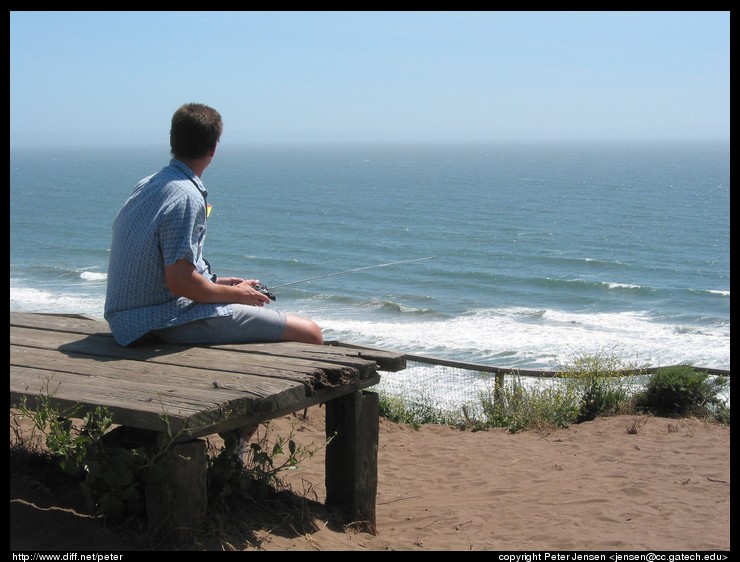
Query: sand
[{"left": 10, "top": 407, "right": 730, "bottom": 551}]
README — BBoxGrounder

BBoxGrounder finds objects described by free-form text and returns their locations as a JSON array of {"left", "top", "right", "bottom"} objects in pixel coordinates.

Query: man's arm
[{"left": 165, "top": 259, "right": 271, "bottom": 306}]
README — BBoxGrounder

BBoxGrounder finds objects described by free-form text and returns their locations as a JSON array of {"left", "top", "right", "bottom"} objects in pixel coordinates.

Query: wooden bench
[{"left": 10, "top": 311, "right": 406, "bottom": 535}]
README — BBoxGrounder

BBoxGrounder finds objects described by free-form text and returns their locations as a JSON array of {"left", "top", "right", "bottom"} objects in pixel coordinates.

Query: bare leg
[{"left": 282, "top": 314, "right": 323, "bottom": 345}]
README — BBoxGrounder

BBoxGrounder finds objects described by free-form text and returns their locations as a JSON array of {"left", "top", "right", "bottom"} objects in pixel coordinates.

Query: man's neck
[{"left": 177, "top": 155, "right": 212, "bottom": 179}]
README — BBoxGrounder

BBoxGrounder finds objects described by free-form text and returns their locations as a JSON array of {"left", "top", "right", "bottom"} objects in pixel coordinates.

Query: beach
[{"left": 10, "top": 406, "right": 730, "bottom": 552}]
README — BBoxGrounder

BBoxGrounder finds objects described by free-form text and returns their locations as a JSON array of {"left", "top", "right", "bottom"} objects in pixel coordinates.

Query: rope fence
[{"left": 350, "top": 347, "right": 731, "bottom": 422}]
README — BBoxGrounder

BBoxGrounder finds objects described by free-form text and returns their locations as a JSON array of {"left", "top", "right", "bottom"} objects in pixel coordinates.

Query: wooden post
[
  {"left": 144, "top": 438, "right": 208, "bottom": 541},
  {"left": 494, "top": 371, "right": 505, "bottom": 402},
  {"left": 324, "top": 390, "right": 379, "bottom": 534}
]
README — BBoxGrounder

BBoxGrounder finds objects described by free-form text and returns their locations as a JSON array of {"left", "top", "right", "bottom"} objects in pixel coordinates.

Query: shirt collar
[{"left": 170, "top": 158, "right": 208, "bottom": 198}]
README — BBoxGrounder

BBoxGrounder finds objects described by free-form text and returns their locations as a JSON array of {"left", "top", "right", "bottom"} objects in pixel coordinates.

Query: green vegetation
[
  {"left": 378, "top": 393, "right": 458, "bottom": 429},
  {"left": 475, "top": 375, "right": 582, "bottom": 433},
  {"left": 11, "top": 392, "right": 155, "bottom": 522},
  {"left": 378, "top": 350, "right": 730, "bottom": 433},
  {"left": 556, "top": 349, "right": 641, "bottom": 423},
  {"left": 10, "top": 384, "right": 321, "bottom": 533},
  {"left": 207, "top": 425, "right": 320, "bottom": 507},
  {"left": 634, "top": 364, "right": 730, "bottom": 424}
]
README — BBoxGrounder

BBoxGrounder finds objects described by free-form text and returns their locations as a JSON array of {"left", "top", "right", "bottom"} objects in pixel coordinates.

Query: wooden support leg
[
  {"left": 144, "top": 438, "right": 208, "bottom": 540},
  {"left": 102, "top": 427, "right": 208, "bottom": 540},
  {"left": 324, "top": 390, "right": 379, "bottom": 534}
]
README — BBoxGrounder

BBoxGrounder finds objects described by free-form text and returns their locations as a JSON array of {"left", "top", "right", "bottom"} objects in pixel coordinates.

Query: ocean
[{"left": 10, "top": 140, "right": 730, "bottom": 375}]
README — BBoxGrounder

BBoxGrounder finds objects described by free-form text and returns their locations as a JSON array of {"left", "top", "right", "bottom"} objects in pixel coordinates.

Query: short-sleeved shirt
[{"left": 104, "top": 158, "right": 231, "bottom": 346}]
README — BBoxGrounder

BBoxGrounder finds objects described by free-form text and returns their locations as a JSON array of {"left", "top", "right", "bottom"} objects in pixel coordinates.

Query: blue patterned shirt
[{"left": 104, "top": 158, "right": 231, "bottom": 346}]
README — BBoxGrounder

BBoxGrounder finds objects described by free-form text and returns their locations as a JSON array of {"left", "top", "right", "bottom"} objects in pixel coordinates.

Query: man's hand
[
  {"left": 165, "top": 261, "right": 271, "bottom": 306},
  {"left": 228, "top": 279, "right": 272, "bottom": 306}
]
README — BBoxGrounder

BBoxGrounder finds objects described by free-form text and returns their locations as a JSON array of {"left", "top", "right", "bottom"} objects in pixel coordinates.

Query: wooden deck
[
  {"left": 10, "top": 311, "right": 407, "bottom": 533},
  {"left": 10, "top": 311, "right": 405, "bottom": 438}
]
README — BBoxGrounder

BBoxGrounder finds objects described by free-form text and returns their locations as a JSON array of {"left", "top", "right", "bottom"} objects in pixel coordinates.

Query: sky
[{"left": 9, "top": 10, "right": 730, "bottom": 147}]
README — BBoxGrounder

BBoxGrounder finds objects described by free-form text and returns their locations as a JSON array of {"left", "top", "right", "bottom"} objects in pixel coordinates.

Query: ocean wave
[
  {"left": 12, "top": 264, "right": 107, "bottom": 283},
  {"left": 10, "top": 286, "right": 104, "bottom": 318},
  {"left": 514, "top": 308, "right": 547, "bottom": 321},
  {"left": 318, "top": 306, "right": 730, "bottom": 371},
  {"left": 79, "top": 270, "right": 107, "bottom": 281},
  {"left": 280, "top": 291, "right": 442, "bottom": 317},
  {"left": 703, "top": 289, "right": 730, "bottom": 297},
  {"left": 604, "top": 282, "right": 643, "bottom": 290},
  {"left": 535, "top": 277, "right": 654, "bottom": 294},
  {"left": 672, "top": 324, "right": 730, "bottom": 337},
  {"left": 370, "top": 299, "right": 436, "bottom": 315},
  {"left": 543, "top": 254, "right": 632, "bottom": 269}
]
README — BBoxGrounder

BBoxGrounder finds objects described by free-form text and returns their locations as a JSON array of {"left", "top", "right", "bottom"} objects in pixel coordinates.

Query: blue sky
[{"left": 10, "top": 11, "right": 730, "bottom": 147}]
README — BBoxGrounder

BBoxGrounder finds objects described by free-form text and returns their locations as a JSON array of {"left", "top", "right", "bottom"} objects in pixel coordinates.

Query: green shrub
[
  {"left": 207, "top": 425, "right": 319, "bottom": 505},
  {"left": 12, "top": 396, "right": 153, "bottom": 522},
  {"left": 556, "top": 349, "right": 642, "bottom": 423},
  {"left": 477, "top": 375, "right": 581, "bottom": 433},
  {"left": 378, "top": 392, "right": 456, "bottom": 428},
  {"left": 636, "top": 365, "right": 729, "bottom": 420}
]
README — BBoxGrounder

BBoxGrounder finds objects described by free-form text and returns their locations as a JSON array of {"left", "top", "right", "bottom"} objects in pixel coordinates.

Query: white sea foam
[
  {"left": 10, "top": 286, "right": 105, "bottom": 319},
  {"left": 318, "top": 307, "right": 730, "bottom": 371},
  {"left": 605, "top": 282, "right": 643, "bottom": 290},
  {"left": 79, "top": 271, "right": 107, "bottom": 281}
]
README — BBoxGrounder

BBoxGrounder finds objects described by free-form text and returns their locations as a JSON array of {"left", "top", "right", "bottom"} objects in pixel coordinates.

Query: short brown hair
[{"left": 170, "top": 103, "right": 223, "bottom": 160}]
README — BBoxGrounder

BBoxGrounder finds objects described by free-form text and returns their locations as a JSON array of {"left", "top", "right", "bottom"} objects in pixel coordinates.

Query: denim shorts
[{"left": 151, "top": 304, "right": 288, "bottom": 345}]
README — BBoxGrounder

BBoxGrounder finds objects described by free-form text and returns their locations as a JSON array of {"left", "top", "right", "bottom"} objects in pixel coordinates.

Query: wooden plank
[
  {"left": 10, "top": 338, "right": 311, "bottom": 435},
  {"left": 210, "top": 341, "right": 379, "bottom": 378},
  {"left": 11, "top": 364, "right": 296, "bottom": 437},
  {"left": 214, "top": 340, "right": 404, "bottom": 373},
  {"left": 11, "top": 326, "right": 352, "bottom": 390},
  {"left": 11, "top": 364, "right": 253, "bottom": 416},
  {"left": 10, "top": 339, "right": 318, "bottom": 392},
  {"left": 10, "top": 312, "right": 405, "bottom": 373},
  {"left": 10, "top": 346, "right": 306, "bottom": 404},
  {"left": 11, "top": 365, "right": 381, "bottom": 439},
  {"left": 10, "top": 311, "right": 110, "bottom": 334},
  {"left": 324, "top": 341, "right": 408, "bottom": 372},
  {"left": 12, "top": 366, "right": 200, "bottom": 433},
  {"left": 198, "top": 374, "right": 382, "bottom": 438}
]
